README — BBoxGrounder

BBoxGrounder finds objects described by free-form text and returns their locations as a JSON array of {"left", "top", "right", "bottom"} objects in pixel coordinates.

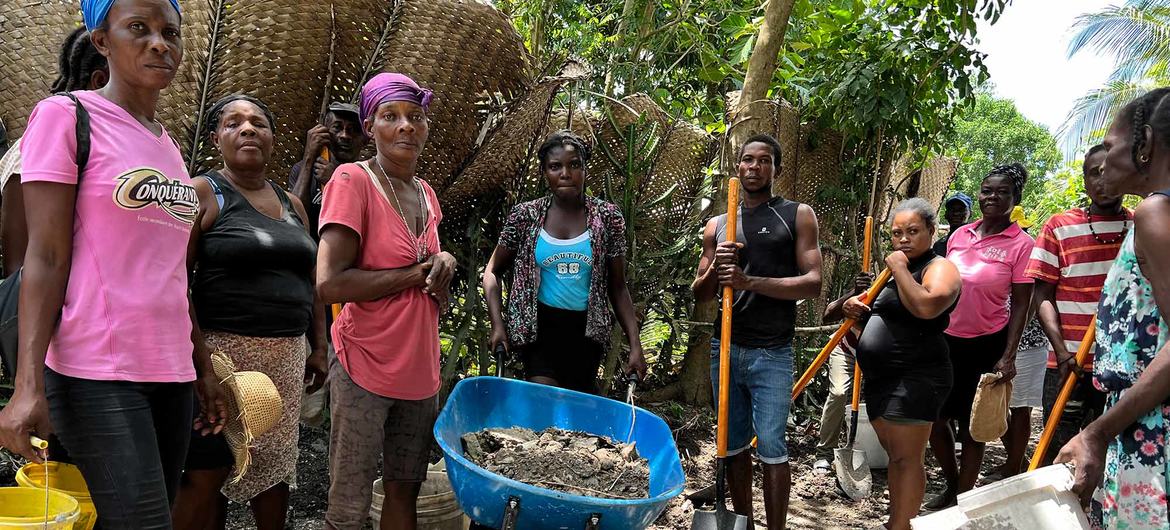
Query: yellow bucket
[
  {"left": 16, "top": 463, "right": 95, "bottom": 530},
  {"left": 0, "top": 487, "right": 79, "bottom": 529}
]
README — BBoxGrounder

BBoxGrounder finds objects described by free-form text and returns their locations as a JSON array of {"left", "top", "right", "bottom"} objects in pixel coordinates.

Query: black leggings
[{"left": 45, "top": 368, "right": 194, "bottom": 530}]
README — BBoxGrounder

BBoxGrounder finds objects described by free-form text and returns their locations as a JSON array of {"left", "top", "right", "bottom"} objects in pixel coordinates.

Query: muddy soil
[{"left": 463, "top": 426, "right": 650, "bottom": 499}]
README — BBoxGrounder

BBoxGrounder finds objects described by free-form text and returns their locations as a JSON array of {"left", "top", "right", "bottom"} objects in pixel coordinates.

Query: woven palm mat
[
  {"left": 877, "top": 153, "right": 958, "bottom": 221},
  {"left": 440, "top": 61, "right": 588, "bottom": 251},
  {"left": 0, "top": 1, "right": 81, "bottom": 139},
  {"left": 2, "top": 0, "right": 533, "bottom": 189}
]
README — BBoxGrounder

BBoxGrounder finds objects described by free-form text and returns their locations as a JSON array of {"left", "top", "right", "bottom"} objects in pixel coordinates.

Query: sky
[{"left": 974, "top": 0, "right": 1117, "bottom": 137}]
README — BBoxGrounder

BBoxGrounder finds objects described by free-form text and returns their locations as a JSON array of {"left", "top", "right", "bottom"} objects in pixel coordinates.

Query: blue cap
[{"left": 945, "top": 192, "right": 973, "bottom": 210}]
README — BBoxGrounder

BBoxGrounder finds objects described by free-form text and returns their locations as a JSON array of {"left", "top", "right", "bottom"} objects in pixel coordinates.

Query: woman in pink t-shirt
[
  {"left": 926, "top": 163, "right": 1035, "bottom": 509},
  {"left": 0, "top": 1, "right": 225, "bottom": 528},
  {"left": 316, "top": 73, "right": 457, "bottom": 530}
]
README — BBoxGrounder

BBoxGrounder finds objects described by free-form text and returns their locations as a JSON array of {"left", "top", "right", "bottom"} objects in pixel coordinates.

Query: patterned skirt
[{"left": 204, "top": 331, "right": 306, "bottom": 503}]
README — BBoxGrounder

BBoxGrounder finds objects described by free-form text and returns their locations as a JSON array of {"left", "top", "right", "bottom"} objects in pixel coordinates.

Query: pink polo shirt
[
  {"left": 945, "top": 220, "right": 1034, "bottom": 339},
  {"left": 20, "top": 91, "right": 196, "bottom": 382},
  {"left": 319, "top": 162, "right": 442, "bottom": 400}
]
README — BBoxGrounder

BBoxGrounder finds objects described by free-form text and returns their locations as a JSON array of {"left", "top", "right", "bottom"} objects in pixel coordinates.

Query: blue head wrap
[{"left": 82, "top": 0, "right": 182, "bottom": 31}]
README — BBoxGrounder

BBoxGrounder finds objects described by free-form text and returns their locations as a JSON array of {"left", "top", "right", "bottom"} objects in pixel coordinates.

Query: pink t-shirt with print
[
  {"left": 20, "top": 91, "right": 197, "bottom": 383},
  {"left": 945, "top": 220, "right": 1034, "bottom": 339},
  {"left": 319, "top": 162, "right": 442, "bottom": 400}
]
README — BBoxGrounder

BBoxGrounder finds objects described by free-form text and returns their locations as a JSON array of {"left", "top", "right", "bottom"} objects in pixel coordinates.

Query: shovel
[
  {"left": 834, "top": 362, "right": 872, "bottom": 500},
  {"left": 692, "top": 177, "right": 750, "bottom": 530},
  {"left": 1028, "top": 318, "right": 1097, "bottom": 471}
]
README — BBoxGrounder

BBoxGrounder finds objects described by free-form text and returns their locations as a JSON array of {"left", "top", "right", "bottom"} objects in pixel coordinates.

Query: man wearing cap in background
[
  {"left": 933, "top": 192, "right": 972, "bottom": 256},
  {"left": 289, "top": 102, "right": 368, "bottom": 240}
]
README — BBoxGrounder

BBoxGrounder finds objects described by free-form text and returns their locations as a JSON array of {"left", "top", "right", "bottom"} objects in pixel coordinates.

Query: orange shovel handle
[
  {"left": 861, "top": 216, "right": 874, "bottom": 272},
  {"left": 1029, "top": 317, "right": 1097, "bottom": 471},
  {"left": 716, "top": 178, "right": 740, "bottom": 458}
]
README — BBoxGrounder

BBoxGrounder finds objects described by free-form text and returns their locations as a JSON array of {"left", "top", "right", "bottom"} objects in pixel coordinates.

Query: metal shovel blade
[
  {"left": 691, "top": 504, "right": 750, "bottom": 530},
  {"left": 833, "top": 447, "right": 872, "bottom": 501}
]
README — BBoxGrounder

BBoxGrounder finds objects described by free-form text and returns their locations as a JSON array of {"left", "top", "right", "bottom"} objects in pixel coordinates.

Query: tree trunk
[{"left": 673, "top": 0, "right": 796, "bottom": 406}]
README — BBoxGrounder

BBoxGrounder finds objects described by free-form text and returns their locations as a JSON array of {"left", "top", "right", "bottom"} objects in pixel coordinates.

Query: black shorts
[
  {"left": 519, "top": 303, "right": 603, "bottom": 394},
  {"left": 864, "top": 371, "right": 952, "bottom": 424},
  {"left": 185, "top": 398, "right": 233, "bottom": 470},
  {"left": 941, "top": 326, "right": 1009, "bottom": 433}
]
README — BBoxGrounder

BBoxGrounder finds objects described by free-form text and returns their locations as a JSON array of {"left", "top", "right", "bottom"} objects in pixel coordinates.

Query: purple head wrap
[{"left": 359, "top": 73, "right": 433, "bottom": 130}]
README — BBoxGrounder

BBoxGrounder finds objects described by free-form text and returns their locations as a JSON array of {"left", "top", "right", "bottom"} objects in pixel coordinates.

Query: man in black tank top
[{"left": 693, "top": 134, "right": 823, "bottom": 528}]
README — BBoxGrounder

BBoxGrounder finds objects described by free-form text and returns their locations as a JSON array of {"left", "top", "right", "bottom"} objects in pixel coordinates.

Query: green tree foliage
[
  {"left": 946, "top": 92, "right": 1062, "bottom": 206},
  {"left": 1061, "top": 0, "right": 1170, "bottom": 155}
]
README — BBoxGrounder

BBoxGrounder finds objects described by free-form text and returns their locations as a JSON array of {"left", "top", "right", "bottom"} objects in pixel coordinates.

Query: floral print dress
[{"left": 1093, "top": 230, "right": 1170, "bottom": 529}]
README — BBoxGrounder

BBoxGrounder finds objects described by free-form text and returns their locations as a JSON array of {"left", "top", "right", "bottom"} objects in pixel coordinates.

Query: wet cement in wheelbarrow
[{"left": 462, "top": 427, "right": 650, "bottom": 500}]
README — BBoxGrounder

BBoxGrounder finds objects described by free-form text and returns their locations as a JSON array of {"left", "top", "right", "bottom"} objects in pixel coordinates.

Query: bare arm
[
  {"left": 482, "top": 244, "right": 516, "bottom": 351},
  {"left": 186, "top": 178, "right": 227, "bottom": 433},
  {"left": 994, "top": 282, "right": 1036, "bottom": 381},
  {"left": 316, "top": 224, "right": 431, "bottom": 305},
  {"left": 691, "top": 218, "right": 720, "bottom": 303},
  {"left": 0, "top": 181, "right": 74, "bottom": 459},
  {"left": 608, "top": 256, "right": 646, "bottom": 379},
  {"left": 892, "top": 255, "right": 961, "bottom": 320},
  {"left": 292, "top": 125, "right": 330, "bottom": 207},
  {"left": 285, "top": 192, "right": 328, "bottom": 393},
  {"left": 1, "top": 177, "right": 27, "bottom": 275},
  {"left": 720, "top": 203, "right": 823, "bottom": 300},
  {"left": 823, "top": 272, "right": 875, "bottom": 323}
]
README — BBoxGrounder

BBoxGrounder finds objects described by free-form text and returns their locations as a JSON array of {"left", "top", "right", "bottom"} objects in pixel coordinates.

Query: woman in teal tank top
[{"left": 482, "top": 131, "right": 645, "bottom": 393}]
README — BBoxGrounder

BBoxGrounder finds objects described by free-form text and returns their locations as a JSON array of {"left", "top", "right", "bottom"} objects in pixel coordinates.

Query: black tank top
[
  {"left": 192, "top": 171, "right": 317, "bottom": 337},
  {"left": 856, "top": 250, "right": 957, "bottom": 373},
  {"left": 713, "top": 196, "right": 800, "bottom": 348}
]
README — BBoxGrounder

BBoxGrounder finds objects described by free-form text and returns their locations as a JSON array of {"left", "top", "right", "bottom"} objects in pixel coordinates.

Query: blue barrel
[{"left": 434, "top": 377, "right": 686, "bottom": 529}]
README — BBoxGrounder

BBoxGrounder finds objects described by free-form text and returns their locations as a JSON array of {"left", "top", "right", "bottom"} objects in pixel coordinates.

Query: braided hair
[
  {"left": 205, "top": 94, "right": 277, "bottom": 133},
  {"left": 984, "top": 163, "right": 1028, "bottom": 205},
  {"left": 1119, "top": 87, "right": 1170, "bottom": 171},
  {"left": 537, "top": 130, "right": 591, "bottom": 171},
  {"left": 50, "top": 27, "right": 107, "bottom": 93}
]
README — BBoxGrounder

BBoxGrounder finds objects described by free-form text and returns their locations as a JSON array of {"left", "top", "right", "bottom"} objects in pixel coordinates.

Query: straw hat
[{"left": 210, "top": 351, "right": 282, "bottom": 482}]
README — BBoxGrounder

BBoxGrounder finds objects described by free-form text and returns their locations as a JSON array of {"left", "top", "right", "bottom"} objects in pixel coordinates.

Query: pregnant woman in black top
[{"left": 844, "top": 198, "right": 962, "bottom": 530}]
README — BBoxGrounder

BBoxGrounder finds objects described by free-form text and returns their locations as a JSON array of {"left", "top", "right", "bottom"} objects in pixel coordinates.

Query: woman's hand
[
  {"left": 624, "top": 343, "right": 648, "bottom": 382},
  {"left": 842, "top": 295, "right": 871, "bottom": 320},
  {"left": 1055, "top": 427, "right": 1109, "bottom": 506},
  {"left": 0, "top": 389, "right": 51, "bottom": 462},
  {"left": 425, "top": 252, "right": 457, "bottom": 296},
  {"left": 993, "top": 355, "right": 1018, "bottom": 382},
  {"left": 884, "top": 250, "right": 910, "bottom": 272},
  {"left": 304, "top": 348, "right": 328, "bottom": 394},
  {"left": 194, "top": 372, "right": 227, "bottom": 436},
  {"left": 488, "top": 324, "right": 510, "bottom": 354}
]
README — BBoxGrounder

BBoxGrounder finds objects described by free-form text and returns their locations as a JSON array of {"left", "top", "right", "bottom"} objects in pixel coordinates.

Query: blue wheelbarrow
[{"left": 434, "top": 377, "right": 686, "bottom": 529}]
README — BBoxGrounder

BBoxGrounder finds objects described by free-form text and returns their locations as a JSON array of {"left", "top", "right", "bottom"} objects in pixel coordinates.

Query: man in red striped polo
[{"left": 1025, "top": 144, "right": 1132, "bottom": 465}]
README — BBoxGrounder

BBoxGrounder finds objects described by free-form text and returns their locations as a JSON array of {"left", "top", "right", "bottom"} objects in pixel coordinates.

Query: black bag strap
[{"left": 53, "top": 91, "right": 90, "bottom": 180}]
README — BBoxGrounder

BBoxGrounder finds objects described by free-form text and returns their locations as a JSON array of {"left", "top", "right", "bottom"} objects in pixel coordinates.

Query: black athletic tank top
[
  {"left": 192, "top": 171, "right": 317, "bottom": 337},
  {"left": 713, "top": 196, "right": 800, "bottom": 348},
  {"left": 856, "top": 250, "right": 957, "bottom": 373}
]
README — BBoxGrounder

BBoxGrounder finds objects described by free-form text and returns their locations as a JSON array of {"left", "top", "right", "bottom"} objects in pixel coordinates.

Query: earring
[{"left": 1141, "top": 155, "right": 1150, "bottom": 163}]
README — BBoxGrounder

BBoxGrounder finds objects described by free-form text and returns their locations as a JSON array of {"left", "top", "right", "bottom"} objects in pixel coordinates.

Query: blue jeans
[
  {"left": 710, "top": 340, "right": 794, "bottom": 464},
  {"left": 45, "top": 369, "right": 194, "bottom": 530}
]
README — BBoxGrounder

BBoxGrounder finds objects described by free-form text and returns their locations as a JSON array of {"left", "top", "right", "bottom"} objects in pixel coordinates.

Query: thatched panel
[{"left": 0, "top": 1, "right": 80, "bottom": 138}]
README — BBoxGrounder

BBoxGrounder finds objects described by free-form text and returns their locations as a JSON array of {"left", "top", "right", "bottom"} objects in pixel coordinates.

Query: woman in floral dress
[{"left": 1057, "top": 88, "right": 1170, "bottom": 529}]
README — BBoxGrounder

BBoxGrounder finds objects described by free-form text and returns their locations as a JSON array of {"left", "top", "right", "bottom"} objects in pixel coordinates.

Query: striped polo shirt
[{"left": 1025, "top": 207, "right": 1131, "bottom": 369}]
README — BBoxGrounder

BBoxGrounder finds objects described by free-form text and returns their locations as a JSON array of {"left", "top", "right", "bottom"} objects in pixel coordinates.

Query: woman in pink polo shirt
[
  {"left": 925, "top": 163, "right": 1035, "bottom": 509},
  {"left": 0, "top": 0, "right": 225, "bottom": 528},
  {"left": 316, "top": 72, "right": 457, "bottom": 530}
]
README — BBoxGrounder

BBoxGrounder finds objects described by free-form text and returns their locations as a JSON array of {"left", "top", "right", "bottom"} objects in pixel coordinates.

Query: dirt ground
[{"left": 216, "top": 402, "right": 1039, "bottom": 530}]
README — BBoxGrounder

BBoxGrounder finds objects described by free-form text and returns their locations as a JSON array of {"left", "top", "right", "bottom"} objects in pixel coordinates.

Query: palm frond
[
  {"left": 1057, "top": 79, "right": 1155, "bottom": 158},
  {"left": 1067, "top": 4, "right": 1170, "bottom": 67}
]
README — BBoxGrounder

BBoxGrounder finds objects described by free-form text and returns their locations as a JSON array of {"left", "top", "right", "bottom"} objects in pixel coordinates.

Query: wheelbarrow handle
[
  {"left": 1029, "top": 316, "right": 1097, "bottom": 471},
  {"left": 494, "top": 344, "right": 507, "bottom": 378}
]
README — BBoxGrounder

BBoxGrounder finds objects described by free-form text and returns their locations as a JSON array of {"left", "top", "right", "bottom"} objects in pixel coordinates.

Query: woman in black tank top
[
  {"left": 174, "top": 95, "right": 327, "bottom": 530},
  {"left": 843, "top": 199, "right": 962, "bottom": 530}
]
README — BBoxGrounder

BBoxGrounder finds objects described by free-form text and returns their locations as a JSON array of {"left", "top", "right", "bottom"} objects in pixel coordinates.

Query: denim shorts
[{"left": 710, "top": 339, "right": 794, "bottom": 464}]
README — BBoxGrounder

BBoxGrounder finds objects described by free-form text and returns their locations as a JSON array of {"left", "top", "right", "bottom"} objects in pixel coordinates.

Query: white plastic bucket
[
  {"left": 371, "top": 463, "right": 465, "bottom": 529},
  {"left": 911, "top": 464, "right": 1091, "bottom": 529},
  {"left": 850, "top": 403, "right": 889, "bottom": 469}
]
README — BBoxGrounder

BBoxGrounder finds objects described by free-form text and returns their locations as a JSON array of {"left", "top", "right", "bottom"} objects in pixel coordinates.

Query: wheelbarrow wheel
[
  {"left": 585, "top": 514, "right": 602, "bottom": 530},
  {"left": 500, "top": 496, "right": 521, "bottom": 530}
]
